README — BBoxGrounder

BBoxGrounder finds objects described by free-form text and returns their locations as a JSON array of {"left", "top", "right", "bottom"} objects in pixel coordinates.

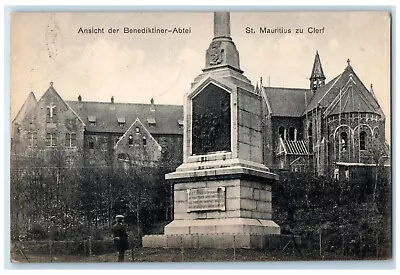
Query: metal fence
[{"left": 11, "top": 231, "right": 391, "bottom": 263}]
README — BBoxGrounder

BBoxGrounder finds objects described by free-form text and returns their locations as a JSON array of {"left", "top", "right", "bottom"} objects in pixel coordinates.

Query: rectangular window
[
  {"left": 65, "top": 157, "right": 74, "bottom": 169},
  {"left": 65, "top": 133, "right": 77, "bottom": 147},
  {"left": 88, "top": 141, "right": 94, "bottom": 149},
  {"left": 46, "top": 133, "right": 57, "bottom": 147},
  {"left": 101, "top": 138, "right": 108, "bottom": 151},
  {"left": 28, "top": 132, "right": 38, "bottom": 147}
]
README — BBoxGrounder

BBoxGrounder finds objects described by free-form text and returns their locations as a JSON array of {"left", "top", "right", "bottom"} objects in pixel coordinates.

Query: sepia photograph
[{"left": 8, "top": 9, "right": 392, "bottom": 264}]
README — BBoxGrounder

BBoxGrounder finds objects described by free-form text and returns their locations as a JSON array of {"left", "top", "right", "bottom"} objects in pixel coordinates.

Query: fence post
[
  {"left": 49, "top": 240, "right": 52, "bottom": 262},
  {"left": 180, "top": 236, "right": 184, "bottom": 262},
  {"left": 292, "top": 236, "right": 295, "bottom": 256},
  {"left": 342, "top": 233, "right": 345, "bottom": 257},
  {"left": 319, "top": 231, "right": 322, "bottom": 258},
  {"left": 233, "top": 235, "right": 236, "bottom": 261},
  {"left": 89, "top": 237, "right": 92, "bottom": 257},
  {"left": 83, "top": 239, "right": 86, "bottom": 256}
]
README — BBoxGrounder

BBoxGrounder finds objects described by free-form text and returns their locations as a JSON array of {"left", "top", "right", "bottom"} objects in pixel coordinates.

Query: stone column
[{"left": 214, "top": 12, "right": 231, "bottom": 38}]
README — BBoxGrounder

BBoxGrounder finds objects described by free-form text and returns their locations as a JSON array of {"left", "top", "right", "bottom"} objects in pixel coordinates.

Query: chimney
[
  {"left": 150, "top": 98, "right": 155, "bottom": 112},
  {"left": 110, "top": 96, "right": 116, "bottom": 110},
  {"left": 78, "top": 95, "right": 82, "bottom": 102}
]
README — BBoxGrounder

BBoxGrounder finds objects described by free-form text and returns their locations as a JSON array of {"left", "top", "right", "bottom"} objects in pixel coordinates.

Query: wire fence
[{"left": 11, "top": 230, "right": 391, "bottom": 263}]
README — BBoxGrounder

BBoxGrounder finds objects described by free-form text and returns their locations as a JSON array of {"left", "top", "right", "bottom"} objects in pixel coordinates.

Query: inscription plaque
[
  {"left": 192, "top": 83, "right": 231, "bottom": 155},
  {"left": 187, "top": 187, "right": 226, "bottom": 212}
]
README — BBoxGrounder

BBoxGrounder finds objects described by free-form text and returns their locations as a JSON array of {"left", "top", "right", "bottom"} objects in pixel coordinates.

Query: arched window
[
  {"left": 374, "top": 129, "right": 380, "bottom": 139},
  {"left": 117, "top": 153, "right": 130, "bottom": 161},
  {"left": 128, "top": 135, "right": 133, "bottom": 145},
  {"left": 289, "top": 127, "right": 295, "bottom": 141},
  {"left": 360, "top": 131, "right": 367, "bottom": 150},
  {"left": 340, "top": 132, "right": 348, "bottom": 151},
  {"left": 142, "top": 136, "right": 147, "bottom": 146},
  {"left": 312, "top": 80, "right": 317, "bottom": 90},
  {"left": 278, "top": 126, "right": 285, "bottom": 139}
]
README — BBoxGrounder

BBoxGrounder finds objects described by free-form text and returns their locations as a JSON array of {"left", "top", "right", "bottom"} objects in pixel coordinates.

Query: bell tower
[{"left": 310, "top": 51, "right": 326, "bottom": 92}]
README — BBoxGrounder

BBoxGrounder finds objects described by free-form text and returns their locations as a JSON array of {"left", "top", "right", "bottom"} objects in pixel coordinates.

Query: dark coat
[{"left": 111, "top": 223, "right": 129, "bottom": 252}]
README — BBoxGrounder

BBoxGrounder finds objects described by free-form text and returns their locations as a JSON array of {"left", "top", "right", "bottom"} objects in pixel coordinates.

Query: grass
[{"left": 10, "top": 246, "right": 384, "bottom": 263}]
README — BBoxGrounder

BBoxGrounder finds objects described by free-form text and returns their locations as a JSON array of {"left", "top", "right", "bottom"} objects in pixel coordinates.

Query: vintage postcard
[{"left": 9, "top": 10, "right": 391, "bottom": 264}]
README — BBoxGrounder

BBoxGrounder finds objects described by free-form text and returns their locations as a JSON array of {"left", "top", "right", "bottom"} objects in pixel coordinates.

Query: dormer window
[
  {"left": 88, "top": 116, "right": 97, "bottom": 126},
  {"left": 147, "top": 118, "right": 156, "bottom": 127},
  {"left": 117, "top": 116, "right": 125, "bottom": 127}
]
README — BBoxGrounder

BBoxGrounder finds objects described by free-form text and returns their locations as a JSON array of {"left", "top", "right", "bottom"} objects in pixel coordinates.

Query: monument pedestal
[
  {"left": 142, "top": 159, "right": 281, "bottom": 249},
  {"left": 142, "top": 12, "right": 281, "bottom": 249}
]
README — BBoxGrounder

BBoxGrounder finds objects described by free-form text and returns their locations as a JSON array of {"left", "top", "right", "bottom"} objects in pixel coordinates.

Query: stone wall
[
  {"left": 172, "top": 179, "right": 272, "bottom": 221},
  {"left": 326, "top": 113, "right": 386, "bottom": 167},
  {"left": 237, "top": 88, "right": 263, "bottom": 164}
]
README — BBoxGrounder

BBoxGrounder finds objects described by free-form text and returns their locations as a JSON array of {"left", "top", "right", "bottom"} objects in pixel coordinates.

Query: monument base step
[
  {"left": 142, "top": 233, "right": 287, "bottom": 249},
  {"left": 164, "top": 218, "right": 280, "bottom": 235},
  {"left": 143, "top": 218, "right": 281, "bottom": 249}
]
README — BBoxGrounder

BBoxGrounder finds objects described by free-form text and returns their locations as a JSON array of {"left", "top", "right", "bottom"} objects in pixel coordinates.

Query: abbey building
[
  {"left": 11, "top": 35, "right": 389, "bottom": 183},
  {"left": 261, "top": 52, "right": 388, "bottom": 179}
]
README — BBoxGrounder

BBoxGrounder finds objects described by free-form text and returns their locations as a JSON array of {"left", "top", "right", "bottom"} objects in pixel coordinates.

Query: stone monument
[{"left": 142, "top": 12, "right": 280, "bottom": 249}]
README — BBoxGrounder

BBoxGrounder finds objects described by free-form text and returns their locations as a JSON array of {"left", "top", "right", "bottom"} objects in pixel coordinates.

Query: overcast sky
[{"left": 10, "top": 11, "right": 391, "bottom": 140}]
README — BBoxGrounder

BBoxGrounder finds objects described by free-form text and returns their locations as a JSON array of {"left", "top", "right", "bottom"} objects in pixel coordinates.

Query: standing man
[{"left": 111, "top": 215, "right": 129, "bottom": 262}]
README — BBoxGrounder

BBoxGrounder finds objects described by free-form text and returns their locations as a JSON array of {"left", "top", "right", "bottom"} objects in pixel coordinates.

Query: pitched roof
[
  {"left": 36, "top": 84, "right": 86, "bottom": 126},
  {"left": 13, "top": 92, "right": 37, "bottom": 123},
  {"left": 66, "top": 100, "right": 183, "bottom": 135},
  {"left": 114, "top": 117, "right": 162, "bottom": 151},
  {"left": 262, "top": 87, "right": 314, "bottom": 117},
  {"left": 324, "top": 77, "right": 381, "bottom": 116},
  {"left": 277, "top": 138, "right": 310, "bottom": 156},
  {"left": 310, "top": 51, "right": 326, "bottom": 80},
  {"left": 304, "top": 63, "right": 385, "bottom": 117}
]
